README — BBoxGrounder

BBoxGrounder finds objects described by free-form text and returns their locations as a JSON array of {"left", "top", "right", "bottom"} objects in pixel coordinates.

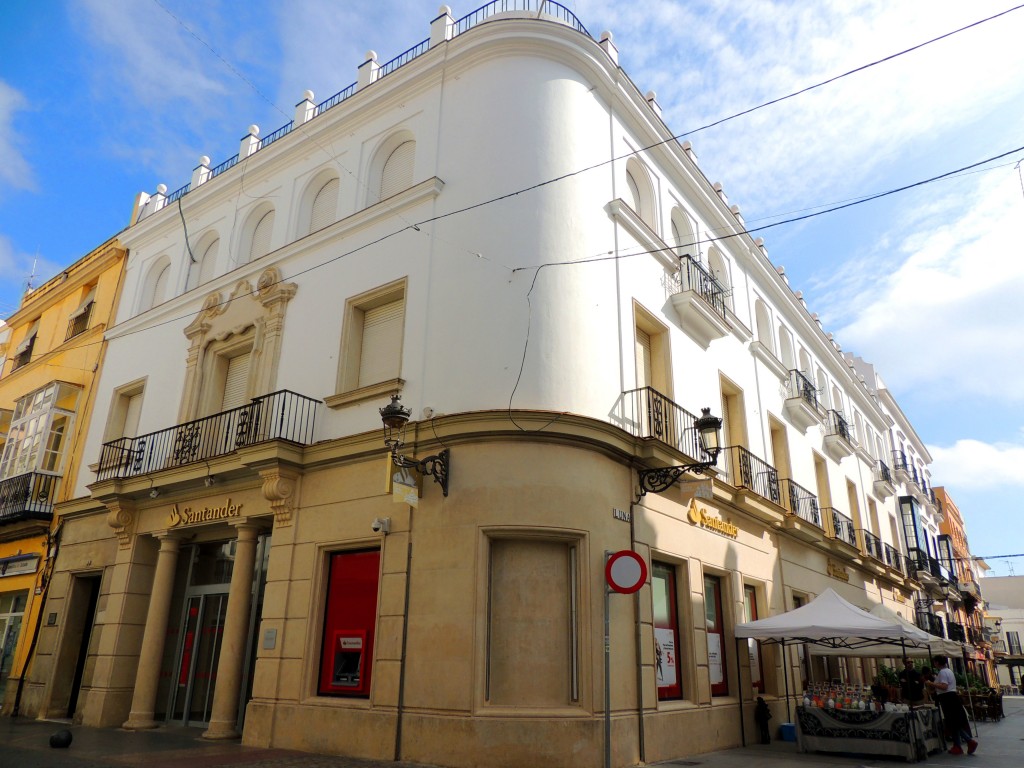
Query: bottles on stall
[{"left": 800, "top": 684, "right": 877, "bottom": 711}]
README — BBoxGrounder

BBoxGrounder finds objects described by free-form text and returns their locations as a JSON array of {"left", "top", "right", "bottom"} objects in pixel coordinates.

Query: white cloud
[
  {"left": 928, "top": 438, "right": 1024, "bottom": 489},
  {"left": 830, "top": 169, "right": 1024, "bottom": 401},
  {"left": 0, "top": 80, "right": 35, "bottom": 193}
]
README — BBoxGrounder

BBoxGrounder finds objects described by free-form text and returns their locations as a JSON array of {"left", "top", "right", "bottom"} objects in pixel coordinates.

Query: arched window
[
  {"left": 187, "top": 237, "right": 219, "bottom": 292},
  {"left": 309, "top": 177, "right": 339, "bottom": 233},
  {"left": 816, "top": 367, "right": 830, "bottom": 408},
  {"left": 778, "top": 326, "right": 794, "bottom": 368},
  {"left": 798, "top": 349, "right": 811, "bottom": 376},
  {"left": 754, "top": 300, "right": 774, "bottom": 351},
  {"left": 247, "top": 209, "right": 275, "bottom": 264},
  {"left": 379, "top": 140, "right": 415, "bottom": 202},
  {"left": 139, "top": 257, "right": 171, "bottom": 313},
  {"left": 624, "top": 158, "right": 656, "bottom": 229},
  {"left": 831, "top": 386, "right": 844, "bottom": 414},
  {"left": 707, "top": 247, "right": 732, "bottom": 310},
  {"left": 670, "top": 209, "right": 696, "bottom": 257}
]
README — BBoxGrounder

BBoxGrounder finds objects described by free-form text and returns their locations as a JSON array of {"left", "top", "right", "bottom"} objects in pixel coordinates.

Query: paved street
[{"left": 2, "top": 698, "right": 1021, "bottom": 768}]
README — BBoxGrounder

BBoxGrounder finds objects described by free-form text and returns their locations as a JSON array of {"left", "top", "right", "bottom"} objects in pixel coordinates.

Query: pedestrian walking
[{"left": 927, "top": 655, "right": 977, "bottom": 755}]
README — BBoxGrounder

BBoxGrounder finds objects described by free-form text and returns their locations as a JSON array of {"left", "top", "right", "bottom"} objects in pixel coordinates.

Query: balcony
[
  {"left": 0, "top": 471, "right": 60, "bottom": 524},
  {"left": 97, "top": 390, "right": 319, "bottom": 481},
  {"left": 65, "top": 302, "right": 94, "bottom": 341},
  {"left": 780, "top": 478, "right": 820, "bottom": 525},
  {"left": 825, "top": 507, "right": 857, "bottom": 548},
  {"left": 892, "top": 449, "right": 911, "bottom": 484},
  {"left": 908, "top": 548, "right": 943, "bottom": 585},
  {"left": 958, "top": 578, "right": 981, "bottom": 597},
  {"left": 946, "top": 621, "right": 966, "bottom": 643},
  {"left": 822, "top": 409, "right": 855, "bottom": 461},
  {"left": 783, "top": 370, "right": 823, "bottom": 433},
  {"left": 621, "top": 386, "right": 706, "bottom": 460},
  {"left": 916, "top": 611, "right": 946, "bottom": 638},
  {"left": 861, "top": 529, "right": 884, "bottom": 562},
  {"left": 968, "top": 626, "right": 985, "bottom": 646},
  {"left": 873, "top": 460, "right": 896, "bottom": 500},
  {"left": 883, "top": 543, "right": 906, "bottom": 576},
  {"left": 668, "top": 255, "right": 730, "bottom": 348},
  {"left": 724, "top": 445, "right": 781, "bottom": 507}
]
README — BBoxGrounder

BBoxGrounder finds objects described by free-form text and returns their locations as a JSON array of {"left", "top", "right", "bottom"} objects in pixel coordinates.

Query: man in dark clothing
[{"left": 898, "top": 657, "right": 924, "bottom": 704}]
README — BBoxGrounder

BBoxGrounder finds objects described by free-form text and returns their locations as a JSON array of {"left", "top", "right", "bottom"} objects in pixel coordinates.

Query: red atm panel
[{"left": 319, "top": 550, "right": 380, "bottom": 696}]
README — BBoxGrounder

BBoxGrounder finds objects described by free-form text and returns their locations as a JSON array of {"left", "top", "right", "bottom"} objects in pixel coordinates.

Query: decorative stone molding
[
  {"left": 179, "top": 266, "right": 297, "bottom": 422},
  {"left": 104, "top": 497, "right": 137, "bottom": 549},
  {"left": 259, "top": 465, "right": 302, "bottom": 526}
]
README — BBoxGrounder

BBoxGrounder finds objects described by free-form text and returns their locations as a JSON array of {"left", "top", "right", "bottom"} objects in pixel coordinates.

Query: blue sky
[{"left": 2, "top": 1, "right": 1023, "bottom": 574}]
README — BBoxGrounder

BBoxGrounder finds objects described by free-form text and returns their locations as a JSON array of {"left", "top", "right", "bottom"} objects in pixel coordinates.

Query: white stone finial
[
  {"left": 303, "top": 89, "right": 315, "bottom": 101},
  {"left": 365, "top": 50, "right": 378, "bottom": 62},
  {"left": 645, "top": 90, "right": 656, "bottom": 101},
  {"left": 198, "top": 155, "right": 211, "bottom": 167},
  {"left": 439, "top": 4, "right": 451, "bottom": 14},
  {"left": 795, "top": 290, "right": 803, "bottom": 299},
  {"left": 776, "top": 265, "right": 785, "bottom": 274},
  {"left": 754, "top": 237, "right": 765, "bottom": 246},
  {"left": 248, "top": 124, "right": 260, "bottom": 137},
  {"left": 156, "top": 183, "right": 167, "bottom": 195},
  {"left": 601, "top": 30, "right": 613, "bottom": 42}
]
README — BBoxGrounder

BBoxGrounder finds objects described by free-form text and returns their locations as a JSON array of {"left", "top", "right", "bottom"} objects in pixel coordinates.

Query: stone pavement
[{"left": 1, "top": 698, "right": 1021, "bottom": 768}]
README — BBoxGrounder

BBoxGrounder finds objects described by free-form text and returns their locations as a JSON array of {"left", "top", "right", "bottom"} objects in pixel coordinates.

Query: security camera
[{"left": 371, "top": 517, "right": 391, "bottom": 535}]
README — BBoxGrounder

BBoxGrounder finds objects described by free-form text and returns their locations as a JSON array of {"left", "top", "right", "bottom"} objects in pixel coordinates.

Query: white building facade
[{"left": 26, "top": 5, "right": 951, "bottom": 766}]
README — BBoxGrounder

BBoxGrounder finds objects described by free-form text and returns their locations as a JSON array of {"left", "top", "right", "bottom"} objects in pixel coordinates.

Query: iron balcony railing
[
  {"left": 968, "top": 626, "right": 985, "bottom": 646},
  {"left": 672, "top": 254, "right": 726, "bottom": 318},
  {"left": 97, "top": 390, "right": 319, "bottom": 482},
  {"left": 883, "top": 543, "right": 905, "bottom": 574},
  {"left": 378, "top": 38, "right": 431, "bottom": 79},
  {"left": 788, "top": 369, "right": 820, "bottom": 411},
  {"left": 917, "top": 612, "right": 946, "bottom": 638},
  {"left": 892, "top": 449, "right": 910, "bottom": 472},
  {"left": 165, "top": 183, "right": 190, "bottom": 206},
  {"left": 621, "top": 387, "right": 704, "bottom": 460},
  {"left": 947, "top": 621, "right": 966, "bottom": 643},
  {"left": 0, "top": 471, "right": 60, "bottom": 523},
  {"left": 316, "top": 83, "right": 357, "bottom": 116},
  {"left": 874, "top": 460, "right": 893, "bottom": 485},
  {"left": 65, "top": 302, "right": 94, "bottom": 341},
  {"left": 208, "top": 154, "right": 239, "bottom": 180},
  {"left": 453, "top": 0, "right": 590, "bottom": 37},
  {"left": 781, "top": 478, "right": 820, "bottom": 526},
  {"left": 928, "top": 488, "right": 938, "bottom": 506},
  {"left": 726, "top": 446, "right": 781, "bottom": 506},
  {"left": 825, "top": 507, "right": 856, "bottom": 546},
  {"left": 861, "top": 529, "right": 884, "bottom": 561},
  {"left": 826, "top": 409, "right": 852, "bottom": 442},
  {"left": 908, "top": 548, "right": 943, "bottom": 579}
]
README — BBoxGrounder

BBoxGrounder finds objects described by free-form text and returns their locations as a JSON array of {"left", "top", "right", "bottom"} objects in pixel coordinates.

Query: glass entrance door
[{"left": 169, "top": 591, "right": 229, "bottom": 725}]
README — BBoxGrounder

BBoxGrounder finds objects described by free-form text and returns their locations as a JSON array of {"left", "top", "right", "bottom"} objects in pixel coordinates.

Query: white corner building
[{"left": 22, "top": 5, "right": 957, "bottom": 766}]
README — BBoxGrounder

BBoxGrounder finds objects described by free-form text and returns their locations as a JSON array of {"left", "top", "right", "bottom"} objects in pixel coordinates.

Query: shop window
[
  {"left": 487, "top": 538, "right": 579, "bottom": 706},
  {"left": 704, "top": 573, "right": 728, "bottom": 696},
  {"left": 318, "top": 549, "right": 381, "bottom": 697},
  {"left": 744, "top": 585, "right": 765, "bottom": 694},
  {"left": 0, "top": 591, "right": 28, "bottom": 700},
  {"left": 653, "top": 562, "right": 683, "bottom": 700}
]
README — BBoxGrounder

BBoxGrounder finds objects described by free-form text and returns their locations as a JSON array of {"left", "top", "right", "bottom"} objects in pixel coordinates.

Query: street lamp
[
  {"left": 380, "top": 394, "right": 450, "bottom": 496},
  {"left": 638, "top": 407, "right": 723, "bottom": 496}
]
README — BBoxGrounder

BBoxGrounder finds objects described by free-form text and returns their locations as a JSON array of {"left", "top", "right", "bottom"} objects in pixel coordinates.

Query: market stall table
[{"left": 796, "top": 705, "right": 943, "bottom": 762}]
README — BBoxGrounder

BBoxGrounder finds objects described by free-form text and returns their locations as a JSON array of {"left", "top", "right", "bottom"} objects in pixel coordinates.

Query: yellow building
[{"left": 0, "top": 236, "right": 126, "bottom": 714}]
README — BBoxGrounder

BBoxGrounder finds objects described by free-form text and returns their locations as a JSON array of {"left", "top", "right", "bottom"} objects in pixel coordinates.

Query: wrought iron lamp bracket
[
  {"left": 638, "top": 461, "right": 712, "bottom": 496},
  {"left": 391, "top": 448, "right": 449, "bottom": 497}
]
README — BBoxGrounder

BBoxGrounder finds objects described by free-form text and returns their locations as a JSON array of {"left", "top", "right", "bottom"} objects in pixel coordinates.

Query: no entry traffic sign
[{"left": 605, "top": 550, "right": 648, "bottom": 594}]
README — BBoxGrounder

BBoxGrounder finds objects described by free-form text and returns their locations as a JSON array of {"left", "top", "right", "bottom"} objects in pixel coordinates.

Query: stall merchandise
[{"left": 796, "top": 704, "right": 943, "bottom": 761}]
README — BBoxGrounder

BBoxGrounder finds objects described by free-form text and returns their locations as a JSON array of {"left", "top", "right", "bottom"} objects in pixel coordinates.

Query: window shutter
[
  {"left": 358, "top": 299, "right": 404, "bottom": 387},
  {"left": 123, "top": 393, "right": 143, "bottom": 438},
  {"left": 221, "top": 352, "right": 251, "bottom": 411},
  {"left": 379, "top": 141, "right": 414, "bottom": 201},
  {"left": 635, "top": 328, "right": 652, "bottom": 389},
  {"left": 310, "top": 178, "right": 339, "bottom": 232},
  {"left": 249, "top": 211, "right": 274, "bottom": 262}
]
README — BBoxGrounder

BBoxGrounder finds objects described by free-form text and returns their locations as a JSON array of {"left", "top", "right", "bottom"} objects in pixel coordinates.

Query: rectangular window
[
  {"left": 487, "top": 538, "right": 578, "bottom": 706},
  {"left": 1007, "top": 631, "right": 1021, "bottom": 655},
  {"left": 653, "top": 562, "right": 683, "bottom": 700},
  {"left": 220, "top": 351, "right": 252, "bottom": 411},
  {"left": 331, "top": 279, "right": 407, "bottom": 406},
  {"left": 0, "top": 381, "right": 80, "bottom": 480},
  {"left": 744, "top": 585, "right": 764, "bottom": 693},
  {"left": 704, "top": 574, "right": 728, "bottom": 696},
  {"left": 318, "top": 549, "right": 381, "bottom": 697}
]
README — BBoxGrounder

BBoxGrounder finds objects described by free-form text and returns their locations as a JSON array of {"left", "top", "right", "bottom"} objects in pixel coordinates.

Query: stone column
[
  {"left": 123, "top": 535, "right": 181, "bottom": 729},
  {"left": 202, "top": 523, "right": 260, "bottom": 739}
]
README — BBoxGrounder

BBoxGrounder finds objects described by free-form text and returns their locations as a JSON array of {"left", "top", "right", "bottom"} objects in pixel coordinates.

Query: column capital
[{"left": 101, "top": 496, "right": 136, "bottom": 549}]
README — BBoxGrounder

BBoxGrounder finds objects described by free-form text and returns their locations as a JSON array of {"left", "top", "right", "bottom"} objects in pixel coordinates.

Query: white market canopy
[
  {"left": 807, "top": 602, "right": 963, "bottom": 658},
  {"left": 735, "top": 588, "right": 937, "bottom": 650}
]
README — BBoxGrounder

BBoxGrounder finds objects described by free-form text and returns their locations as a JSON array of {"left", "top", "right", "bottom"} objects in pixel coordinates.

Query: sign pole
[
  {"left": 603, "top": 549, "right": 648, "bottom": 768},
  {"left": 604, "top": 551, "right": 611, "bottom": 768}
]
